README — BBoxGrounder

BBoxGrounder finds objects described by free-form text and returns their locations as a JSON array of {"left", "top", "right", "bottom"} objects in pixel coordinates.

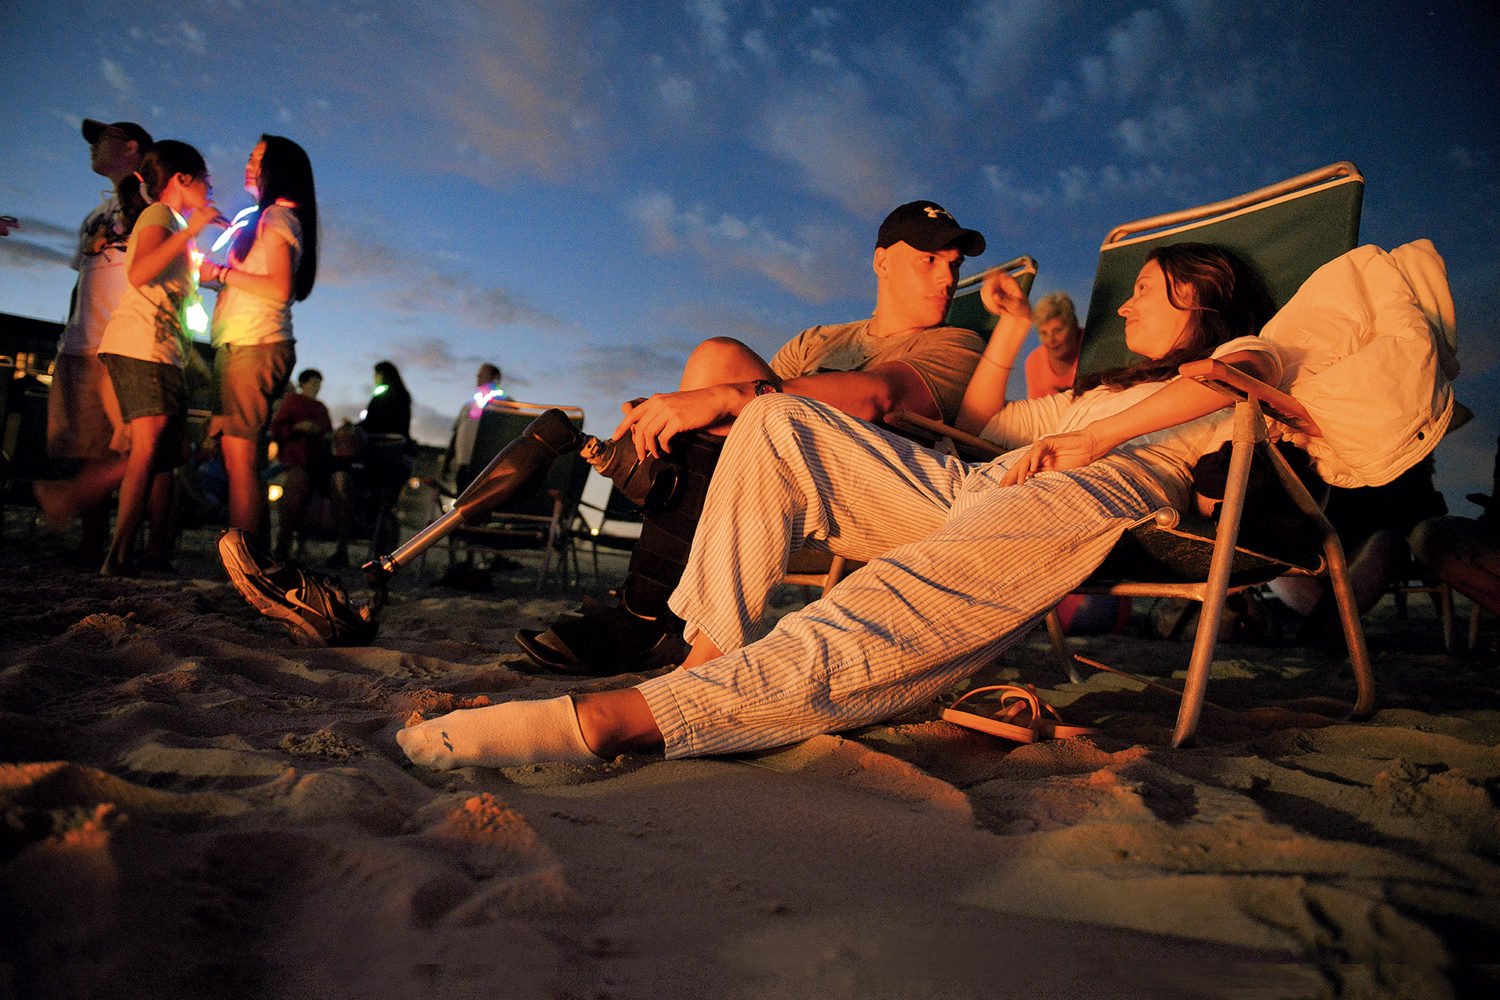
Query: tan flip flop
[{"left": 941, "top": 684, "right": 1097, "bottom": 743}]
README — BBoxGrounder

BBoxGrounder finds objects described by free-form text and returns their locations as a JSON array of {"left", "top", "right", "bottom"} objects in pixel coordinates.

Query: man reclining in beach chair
[
  {"left": 515, "top": 200, "right": 996, "bottom": 674},
  {"left": 396, "top": 241, "right": 1291, "bottom": 768}
]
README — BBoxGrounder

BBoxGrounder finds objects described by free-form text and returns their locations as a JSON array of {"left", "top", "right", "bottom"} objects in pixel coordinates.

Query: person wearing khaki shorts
[{"left": 202, "top": 134, "right": 320, "bottom": 542}]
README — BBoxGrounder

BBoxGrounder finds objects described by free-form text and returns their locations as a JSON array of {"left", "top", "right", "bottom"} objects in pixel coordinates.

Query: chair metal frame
[
  {"left": 428, "top": 398, "right": 589, "bottom": 590},
  {"left": 571, "top": 481, "right": 645, "bottom": 587}
]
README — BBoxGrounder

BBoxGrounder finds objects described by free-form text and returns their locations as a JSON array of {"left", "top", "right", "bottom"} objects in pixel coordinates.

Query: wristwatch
[{"left": 752, "top": 379, "right": 781, "bottom": 397}]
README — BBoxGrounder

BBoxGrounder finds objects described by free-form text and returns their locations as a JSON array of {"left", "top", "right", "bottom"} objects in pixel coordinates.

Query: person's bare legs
[
  {"left": 35, "top": 456, "right": 127, "bottom": 524},
  {"left": 142, "top": 468, "right": 175, "bottom": 564},
  {"left": 327, "top": 469, "right": 352, "bottom": 564},
  {"left": 572, "top": 689, "right": 664, "bottom": 756},
  {"left": 103, "top": 415, "right": 167, "bottom": 573},
  {"left": 666, "top": 336, "right": 777, "bottom": 435},
  {"left": 678, "top": 632, "right": 723, "bottom": 671},
  {"left": 397, "top": 688, "right": 663, "bottom": 769},
  {"left": 221, "top": 434, "right": 262, "bottom": 536}
]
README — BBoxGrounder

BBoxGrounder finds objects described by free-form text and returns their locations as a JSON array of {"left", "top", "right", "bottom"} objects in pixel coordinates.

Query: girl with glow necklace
[{"left": 200, "top": 135, "right": 319, "bottom": 544}]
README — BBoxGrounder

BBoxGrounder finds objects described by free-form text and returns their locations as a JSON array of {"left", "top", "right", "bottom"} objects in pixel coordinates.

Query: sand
[{"left": 1, "top": 520, "right": 1497, "bottom": 999}]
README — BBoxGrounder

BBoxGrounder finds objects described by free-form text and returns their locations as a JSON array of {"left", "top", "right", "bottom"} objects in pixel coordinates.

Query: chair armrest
[
  {"left": 884, "top": 410, "right": 1005, "bottom": 460},
  {"left": 1177, "top": 359, "right": 1323, "bottom": 438}
]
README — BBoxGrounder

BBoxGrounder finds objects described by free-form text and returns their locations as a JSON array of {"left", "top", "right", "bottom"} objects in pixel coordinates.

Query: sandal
[{"left": 941, "top": 684, "right": 1097, "bottom": 743}]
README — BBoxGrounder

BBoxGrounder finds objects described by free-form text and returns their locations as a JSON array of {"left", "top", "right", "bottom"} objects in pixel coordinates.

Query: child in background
[{"left": 95, "top": 140, "right": 222, "bottom": 575}]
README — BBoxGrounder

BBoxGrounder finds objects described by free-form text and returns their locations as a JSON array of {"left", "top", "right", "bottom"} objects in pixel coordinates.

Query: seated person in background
[
  {"left": 1024, "top": 290, "right": 1083, "bottom": 398},
  {"left": 326, "top": 360, "right": 413, "bottom": 566},
  {"left": 399, "top": 242, "right": 1280, "bottom": 770},
  {"left": 442, "top": 362, "right": 504, "bottom": 492},
  {"left": 269, "top": 368, "right": 334, "bottom": 561},
  {"left": 1268, "top": 457, "right": 1448, "bottom": 643},
  {"left": 521, "top": 200, "right": 991, "bottom": 674},
  {"left": 1410, "top": 430, "right": 1500, "bottom": 618}
]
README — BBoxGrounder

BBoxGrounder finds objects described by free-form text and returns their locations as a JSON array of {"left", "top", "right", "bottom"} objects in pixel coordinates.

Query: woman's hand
[
  {"left": 1001, "top": 427, "right": 1108, "bottom": 486},
  {"left": 186, "top": 201, "right": 226, "bottom": 236},
  {"left": 980, "top": 268, "right": 1032, "bottom": 322}
]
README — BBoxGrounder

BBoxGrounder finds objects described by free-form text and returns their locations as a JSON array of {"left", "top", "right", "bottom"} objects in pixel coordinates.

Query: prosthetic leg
[
  {"left": 220, "top": 409, "right": 587, "bottom": 645},
  {"left": 516, "top": 433, "right": 723, "bottom": 673}
]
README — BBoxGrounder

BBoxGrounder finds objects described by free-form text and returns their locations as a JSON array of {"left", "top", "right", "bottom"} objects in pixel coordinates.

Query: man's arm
[
  {"left": 613, "top": 359, "right": 942, "bottom": 459},
  {"left": 783, "top": 361, "right": 939, "bottom": 421}
]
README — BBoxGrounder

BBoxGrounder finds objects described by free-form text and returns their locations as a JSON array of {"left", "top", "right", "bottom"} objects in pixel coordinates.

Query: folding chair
[
  {"left": 572, "top": 481, "right": 645, "bottom": 587},
  {"left": 781, "top": 255, "right": 1038, "bottom": 594},
  {"left": 896, "top": 162, "right": 1379, "bottom": 745},
  {"left": 436, "top": 398, "right": 589, "bottom": 589}
]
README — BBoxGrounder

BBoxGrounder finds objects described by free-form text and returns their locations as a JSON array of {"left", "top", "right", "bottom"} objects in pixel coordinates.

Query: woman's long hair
[
  {"left": 373, "top": 360, "right": 410, "bottom": 401},
  {"left": 136, "top": 140, "right": 207, "bottom": 203},
  {"left": 231, "top": 134, "right": 319, "bottom": 301},
  {"left": 1075, "top": 242, "right": 1274, "bottom": 394}
]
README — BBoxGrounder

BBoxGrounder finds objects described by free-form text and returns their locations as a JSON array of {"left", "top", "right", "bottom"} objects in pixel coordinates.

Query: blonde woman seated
[{"left": 400, "top": 243, "right": 1279, "bottom": 768}]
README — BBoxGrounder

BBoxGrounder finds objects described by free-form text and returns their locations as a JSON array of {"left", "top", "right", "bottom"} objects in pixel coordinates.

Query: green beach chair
[{"left": 897, "top": 162, "right": 1376, "bottom": 745}]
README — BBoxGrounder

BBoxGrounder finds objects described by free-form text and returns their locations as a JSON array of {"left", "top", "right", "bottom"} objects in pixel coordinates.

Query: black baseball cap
[
  {"left": 81, "top": 119, "right": 154, "bottom": 149},
  {"left": 876, "top": 200, "right": 985, "bottom": 257}
]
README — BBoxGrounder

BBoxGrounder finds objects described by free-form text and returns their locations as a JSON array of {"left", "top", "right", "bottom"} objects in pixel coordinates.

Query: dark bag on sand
[{"left": 218, "top": 529, "right": 378, "bottom": 647}]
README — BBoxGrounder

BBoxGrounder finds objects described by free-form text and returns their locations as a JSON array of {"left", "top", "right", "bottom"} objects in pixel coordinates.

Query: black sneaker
[{"left": 218, "top": 529, "right": 378, "bottom": 647}]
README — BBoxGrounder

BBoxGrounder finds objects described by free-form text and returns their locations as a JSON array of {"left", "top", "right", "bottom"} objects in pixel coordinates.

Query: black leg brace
[{"left": 618, "top": 433, "right": 723, "bottom": 623}]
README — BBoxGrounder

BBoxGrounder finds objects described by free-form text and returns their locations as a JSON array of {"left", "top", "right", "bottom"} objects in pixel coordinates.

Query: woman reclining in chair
[{"left": 399, "top": 242, "right": 1280, "bottom": 768}]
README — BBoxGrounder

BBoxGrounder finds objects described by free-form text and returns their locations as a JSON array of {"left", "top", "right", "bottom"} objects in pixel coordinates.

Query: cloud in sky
[
  {"left": 573, "top": 339, "right": 698, "bottom": 404},
  {"left": 949, "top": 0, "right": 1070, "bottom": 101},
  {"left": 1033, "top": 3, "right": 1277, "bottom": 159},
  {"left": 688, "top": 0, "right": 739, "bottom": 73},
  {"left": 319, "top": 210, "right": 561, "bottom": 334},
  {"left": 752, "top": 75, "right": 921, "bottom": 218},
  {"left": 100, "top": 58, "right": 132, "bottom": 98},
  {"left": 626, "top": 190, "right": 857, "bottom": 304},
  {"left": 0, "top": 217, "right": 76, "bottom": 269}
]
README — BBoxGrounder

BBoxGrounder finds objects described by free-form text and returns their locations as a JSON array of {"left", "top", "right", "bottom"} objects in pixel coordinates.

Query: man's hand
[
  {"left": 613, "top": 384, "right": 741, "bottom": 459},
  {"left": 1000, "top": 427, "right": 1107, "bottom": 486},
  {"left": 980, "top": 268, "right": 1032, "bottom": 322}
]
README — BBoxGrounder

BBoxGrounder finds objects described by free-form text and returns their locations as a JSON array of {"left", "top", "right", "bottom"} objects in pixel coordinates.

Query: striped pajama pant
[{"left": 635, "top": 394, "right": 1164, "bottom": 759}]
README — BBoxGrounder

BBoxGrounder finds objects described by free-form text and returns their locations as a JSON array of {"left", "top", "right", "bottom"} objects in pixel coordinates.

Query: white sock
[{"left": 397, "top": 695, "right": 601, "bottom": 770}]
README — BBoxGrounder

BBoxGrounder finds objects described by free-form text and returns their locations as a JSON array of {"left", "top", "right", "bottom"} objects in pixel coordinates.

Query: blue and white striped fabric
[{"left": 637, "top": 394, "right": 1165, "bottom": 759}]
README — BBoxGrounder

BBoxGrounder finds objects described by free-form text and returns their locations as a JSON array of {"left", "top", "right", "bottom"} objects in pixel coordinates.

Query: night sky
[{"left": 2, "top": 0, "right": 1496, "bottom": 508}]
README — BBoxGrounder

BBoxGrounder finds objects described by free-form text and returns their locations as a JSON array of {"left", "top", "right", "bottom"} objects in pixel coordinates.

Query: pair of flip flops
[{"left": 941, "top": 684, "right": 1097, "bottom": 743}]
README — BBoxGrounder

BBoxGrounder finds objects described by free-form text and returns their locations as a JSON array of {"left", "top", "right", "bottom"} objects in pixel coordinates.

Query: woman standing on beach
[
  {"left": 399, "top": 243, "right": 1280, "bottom": 767},
  {"left": 95, "top": 140, "right": 222, "bottom": 575},
  {"left": 200, "top": 135, "right": 318, "bottom": 543}
]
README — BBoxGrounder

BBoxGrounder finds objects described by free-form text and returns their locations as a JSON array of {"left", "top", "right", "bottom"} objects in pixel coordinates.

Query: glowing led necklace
[
  {"left": 467, "top": 384, "right": 507, "bottom": 418},
  {"left": 211, "top": 205, "right": 260, "bottom": 252}
]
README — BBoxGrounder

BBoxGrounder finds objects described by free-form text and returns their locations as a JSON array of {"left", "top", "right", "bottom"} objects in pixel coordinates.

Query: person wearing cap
[
  {"left": 518, "top": 200, "right": 991, "bottom": 674},
  {"left": 400, "top": 243, "right": 1283, "bottom": 770},
  {"left": 34, "top": 119, "right": 153, "bottom": 564}
]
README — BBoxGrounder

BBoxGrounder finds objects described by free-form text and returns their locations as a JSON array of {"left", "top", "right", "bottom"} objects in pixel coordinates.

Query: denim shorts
[{"left": 99, "top": 354, "right": 186, "bottom": 422}]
